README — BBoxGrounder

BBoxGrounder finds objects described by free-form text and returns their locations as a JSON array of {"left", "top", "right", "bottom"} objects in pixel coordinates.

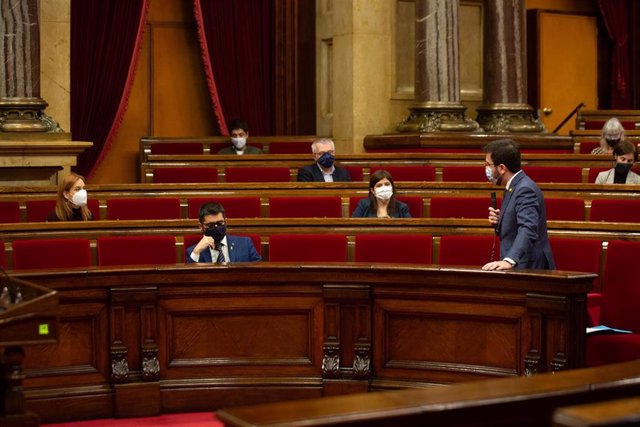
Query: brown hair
[
  {"left": 613, "top": 139, "right": 637, "bottom": 161},
  {"left": 53, "top": 173, "right": 92, "bottom": 221}
]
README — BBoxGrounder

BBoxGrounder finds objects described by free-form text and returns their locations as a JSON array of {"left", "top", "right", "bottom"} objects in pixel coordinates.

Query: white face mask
[
  {"left": 71, "top": 189, "right": 88, "bottom": 207},
  {"left": 374, "top": 186, "right": 393, "bottom": 201},
  {"left": 231, "top": 137, "right": 247, "bottom": 150},
  {"left": 485, "top": 166, "right": 498, "bottom": 185}
]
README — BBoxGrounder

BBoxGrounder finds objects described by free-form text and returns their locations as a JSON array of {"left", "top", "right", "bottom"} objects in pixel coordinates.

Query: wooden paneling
[{"left": 9, "top": 264, "right": 592, "bottom": 421}]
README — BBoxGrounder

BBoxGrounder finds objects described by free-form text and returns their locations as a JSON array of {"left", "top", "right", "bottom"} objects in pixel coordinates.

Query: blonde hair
[
  {"left": 600, "top": 118, "right": 625, "bottom": 151},
  {"left": 53, "top": 173, "right": 92, "bottom": 221}
]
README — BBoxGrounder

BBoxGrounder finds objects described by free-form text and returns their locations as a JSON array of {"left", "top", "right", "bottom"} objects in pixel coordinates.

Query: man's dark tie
[{"left": 215, "top": 243, "right": 226, "bottom": 263}]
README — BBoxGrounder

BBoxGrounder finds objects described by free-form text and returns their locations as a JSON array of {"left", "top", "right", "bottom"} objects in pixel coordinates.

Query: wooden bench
[
  {"left": 11, "top": 264, "right": 593, "bottom": 422},
  {"left": 3, "top": 182, "right": 640, "bottom": 222},
  {"left": 141, "top": 152, "right": 636, "bottom": 183},
  {"left": 216, "top": 360, "right": 640, "bottom": 427},
  {"left": 576, "top": 109, "right": 640, "bottom": 131},
  {"left": 2, "top": 217, "right": 640, "bottom": 294}
]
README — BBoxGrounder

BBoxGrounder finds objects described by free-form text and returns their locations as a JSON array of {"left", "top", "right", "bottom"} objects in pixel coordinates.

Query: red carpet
[{"left": 42, "top": 412, "right": 224, "bottom": 427}]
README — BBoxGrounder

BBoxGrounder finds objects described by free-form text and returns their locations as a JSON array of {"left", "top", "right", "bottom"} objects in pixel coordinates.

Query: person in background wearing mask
[
  {"left": 186, "top": 202, "right": 261, "bottom": 263},
  {"left": 218, "top": 118, "right": 263, "bottom": 155},
  {"left": 595, "top": 139, "right": 640, "bottom": 184},
  {"left": 591, "top": 117, "right": 625, "bottom": 155},
  {"left": 482, "top": 139, "right": 555, "bottom": 271},
  {"left": 352, "top": 170, "right": 410, "bottom": 218},
  {"left": 47, "top": 172, "right": 92, "bottom": 221},
  {"left": 297, "top": 138, "right": 351, "bottom": 182}
]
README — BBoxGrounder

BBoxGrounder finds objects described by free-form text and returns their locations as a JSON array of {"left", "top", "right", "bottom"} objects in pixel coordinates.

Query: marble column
[
  {"left": 397, "top": 0, "right": 478, "bottom": 132},
  {"left": 0, "top": 0, "right": 61, "bottom": 133},
  {"left": 475, "top": 0, "right": 544, "bottom": 133}
]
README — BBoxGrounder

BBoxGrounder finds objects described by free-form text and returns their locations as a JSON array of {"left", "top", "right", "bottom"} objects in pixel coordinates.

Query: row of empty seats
[
  {"left": 3, "top": 196, "right": 640, "bottom": 223},
  {"left": 145, "top": 165, "right": 635, "bottom": 184},
  {"left": 2, "top": 235, "right": 637, "bottom": 367}
]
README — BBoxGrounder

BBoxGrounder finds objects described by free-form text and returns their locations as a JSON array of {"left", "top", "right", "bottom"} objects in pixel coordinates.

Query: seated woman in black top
[
  {"left": 47, "top": 172, "right": 93, "bottom": 221},
  {"left": 352, "top": 170, "right": 411, "bottom": 218}
]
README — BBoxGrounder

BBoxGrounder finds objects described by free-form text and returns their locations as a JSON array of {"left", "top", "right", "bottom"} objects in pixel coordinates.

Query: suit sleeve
[
  {"left": 352, "top": 199, "right": 368, "bottom": 217},
  {"left": 595, "top": 171, "right": 607, "bottom": 184},
  {"left": 506, "top": 186, "right": 540, "bottom": 264},
  {"left": 297, "top": 166, "right": 313, "bottom": 182},
  {"left": 186, "top": 245, "right": 197, "bottom": 263},
  {"left": 246, "top": 239, "right": 262, "bottom": 262}
]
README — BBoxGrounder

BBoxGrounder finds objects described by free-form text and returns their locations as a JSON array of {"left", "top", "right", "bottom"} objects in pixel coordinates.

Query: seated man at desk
[
  {"left": 218, "top": 118, "right": 263, "bottom": 155},
  {"left": 187, "top": 202, "right": 261, "bottom": 263},
  {"left": 297, "top": 138, "right": 351, "bottom": 182}
]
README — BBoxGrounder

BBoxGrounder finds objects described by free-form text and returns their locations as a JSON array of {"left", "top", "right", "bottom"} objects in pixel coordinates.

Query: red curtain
[
  {"left": 193, "top": 0, "right": 273, "bottom": 136},
  {"left": 71, "top": 0, "right": 149, "bottom": 178},
  {"left": 597, "top": 0, "right": 631, "bottom": 109}
]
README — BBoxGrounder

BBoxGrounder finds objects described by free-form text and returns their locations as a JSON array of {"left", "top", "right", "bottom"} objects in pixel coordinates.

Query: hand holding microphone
[{"left": 488, "top": 192, "right": 500, "bottom": 227}]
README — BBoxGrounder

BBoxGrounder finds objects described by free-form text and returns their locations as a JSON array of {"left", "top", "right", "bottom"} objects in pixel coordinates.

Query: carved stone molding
[
  {"left": 142, "top": 347, "right": 160, "bottom": 381},
  {"left": 0, "top": 97, "right": 63, "bottom": 133},
  {"left": 111, "top": 347, "right": 129, "bottom": 383},
  {"left": 397, "top": 102, "right": 480, "bottom": 133},
  {"left": 322, "top": 344, "right": 340, "bottom": 379},
  {"left": 352, "top": 346, "right": 371, "bottom": 380},
  {"left": 476, "top": 103, "right": 546, "bottom": 134}
]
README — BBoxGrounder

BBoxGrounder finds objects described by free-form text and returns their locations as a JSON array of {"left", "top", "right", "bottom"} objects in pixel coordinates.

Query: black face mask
[
  {"left": 204, "top": 225, "right": 226, "bottom": 243},
  {"left": 317, "top": 153, "right": 335, "bottom": 169},
  {"left": 614, "top": 162, "right": 633, "bottom": 176},
  {"left": 606, "top": 138, "right": 621, "bottom": 148}
]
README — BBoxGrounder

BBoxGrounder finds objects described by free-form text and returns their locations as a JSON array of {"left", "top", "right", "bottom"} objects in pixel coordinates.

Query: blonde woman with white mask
[
  {"left": 47, "top": 172, "right": 93, "bottom": 221},
  {"left": 352, "top": 170, "right": 411, "bottom": 218}
]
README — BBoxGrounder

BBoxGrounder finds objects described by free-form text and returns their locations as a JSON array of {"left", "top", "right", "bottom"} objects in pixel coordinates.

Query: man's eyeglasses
[
  {"left": 484, "top": 162, "right": 495, "bottom": 167},
  {"left": 314, "top": 150, "right": 335, "bottom": 156},
  {"left": 203, "top": 221, "right": 226, "bottom": 230}
]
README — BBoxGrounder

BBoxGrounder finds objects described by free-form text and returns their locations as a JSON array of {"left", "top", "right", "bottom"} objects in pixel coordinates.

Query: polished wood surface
[
  {"left": 7, "top": 264, "right": 592, "bottom": 423},
  {"left": 553, "top": 395, "right": 640, "bottom": 427},
  {"left": 217, "top": 360, "right": 640, "bottom": 427}
]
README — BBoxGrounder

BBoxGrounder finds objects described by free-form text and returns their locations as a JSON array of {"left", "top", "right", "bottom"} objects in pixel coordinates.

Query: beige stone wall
[{"left": 40, "top": 0, "right": 71, "bottom": 132}]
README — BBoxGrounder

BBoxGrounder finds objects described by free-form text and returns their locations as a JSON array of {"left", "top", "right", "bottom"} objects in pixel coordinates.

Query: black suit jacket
[{"left": 296, "top": 164, "right": 352, "bottom": 182}]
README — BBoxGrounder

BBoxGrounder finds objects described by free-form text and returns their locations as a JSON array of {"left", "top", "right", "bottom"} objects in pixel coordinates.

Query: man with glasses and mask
[
  {"left": 218, "top": 118, "right": 263, "bottom": 155},
  {"left": 595, "top": 139, "right": 640, "bottom": 184},
  {"left": 186, "top": 202, "right": 261, "bottom": 263},
  {"left": 481, "top": 139, "right": 555, "bottom": 271},
  {"left": 297, "top": 138, "right": 352, "bottom": 182}
]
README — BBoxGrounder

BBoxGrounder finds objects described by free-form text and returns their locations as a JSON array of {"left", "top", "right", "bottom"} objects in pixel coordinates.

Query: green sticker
[{"left": 38, "top": 324, "right": 49, "bottom": 335}]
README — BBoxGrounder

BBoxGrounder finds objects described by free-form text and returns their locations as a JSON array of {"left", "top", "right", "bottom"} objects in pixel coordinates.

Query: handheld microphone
[
  {"left": 489, "top": 192, "right": 498, "bottom": 261},
  {"left": 490, "top": 192, "right": 498, "bottom": 234}
]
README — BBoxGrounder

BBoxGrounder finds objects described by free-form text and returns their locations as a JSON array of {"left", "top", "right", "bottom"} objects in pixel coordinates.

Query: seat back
[
  {"left": 370, "top": 165, "right": 436, "bottom": 182},
  {"left": 590, "top": 199, "right": 640, "bottom": 223},
  {"left": 550, "top": 237, "right": 601, "bottom": 284},
  {"left": 600, "top": 241, "right": 640, "bottom": 331},
  {"left": 522, "top": 166, "right": 583, "bottom": 183},
  {"left": 588, "top": 167, "right": 610, "bottom": 183},
  {"left": 355, "top": 234, "right": 432, "bottom": 264},
  {"left": 268, "top": 234, "right": 347, "bottom": 262},
  {"left": 107, "top": 198, "right": 181, "bottom": 220},
  {"left": 225, "top": 167, "right": 291, "bottom": 183},
  {"left": 545, "top": 198, "right": 584, "bottom": 221},
  {"left": 98, "top": 235, "right": 177, "bottom": 266},
  {"left": 152, "top": 167, "right": 218, "bottom": 183},
  {"left": 343, "top": 166, "right": 364, "bottom": 182},
  {"left": 13, "top": 238, "right": 92, "bottom": 270},
  {"left": 0, "top": 242, "right": 6, "bottom": 269},
  {"left": 0, "top": 201, "right": 20, "bottom": 223},
  {"left": 430, "top": 196, "right": 497, "bottom": 219},
  {"left": 187, "top": 197, "right": 262, "bottom": 219},
  {"left": 27, "top": 199, "right": 99, "bottom": 221},
  {"left": 149, "top": 142, "right": 203, "bottom": 154},
  {"left": 269, "top": 196, "right": 342, "bottom": 218},
  {"left": 439, "top": 235, "right": 499, "bottom": 267},
  {"left": 441, "top": 166, "right": 486, "bottom": 182}
]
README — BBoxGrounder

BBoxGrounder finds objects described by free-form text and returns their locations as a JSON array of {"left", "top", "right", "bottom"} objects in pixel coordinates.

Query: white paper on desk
[{"left": 586, "top": 325, "right": 633, "bottom": 335}]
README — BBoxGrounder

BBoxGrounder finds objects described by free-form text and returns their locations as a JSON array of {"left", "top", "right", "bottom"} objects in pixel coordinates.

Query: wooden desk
[
  {"left": 553, "top": 396, "right": 640, "bottom": 427},
  {"left": 8, "top": 265, "right": 592, "bottom": 422},
  {"left": 217, "top": 360, "right": 640, "bottom": 427}
]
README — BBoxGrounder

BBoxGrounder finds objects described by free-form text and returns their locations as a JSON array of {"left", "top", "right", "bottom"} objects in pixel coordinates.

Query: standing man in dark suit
[
  {"left": 186, "top": 202, "right": 261, "bottom": 263},
  {"left": 481, "top": 139, "right": 555, "bottom": 271},
  {"left": 297, "top": 138, "right": 352, "bottom": 182}
]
